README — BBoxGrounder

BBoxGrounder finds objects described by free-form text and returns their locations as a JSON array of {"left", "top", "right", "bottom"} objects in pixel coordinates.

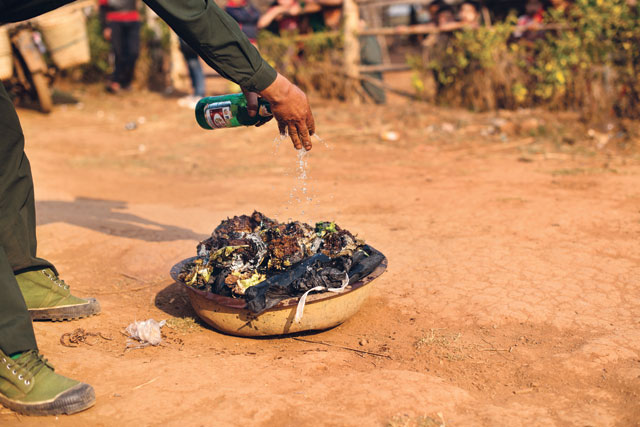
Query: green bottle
[{"left": 195, "top": 93, "right": 272, "bottom": 130}]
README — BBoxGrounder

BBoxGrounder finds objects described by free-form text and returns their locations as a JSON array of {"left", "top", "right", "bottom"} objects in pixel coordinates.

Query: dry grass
[
  {"left": 414, "top": 329, "right": 470, "bottom": 361},
  {"left": 386, "top": 413, "right": 446, "bottom": 427},
  {"left": 165, "top": 316, "right": 200, "bottom": 333}
]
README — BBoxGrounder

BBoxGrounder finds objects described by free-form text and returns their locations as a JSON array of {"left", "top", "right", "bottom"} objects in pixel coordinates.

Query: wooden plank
[
  {"left": 358, "top": 23, "right": 569, "bottom": 36},
  {"left": 358, "top": 63, "right": 410, "bottom": 72},
  {"left": 358, "top": 25, "right": 441, "bottom": 36}
]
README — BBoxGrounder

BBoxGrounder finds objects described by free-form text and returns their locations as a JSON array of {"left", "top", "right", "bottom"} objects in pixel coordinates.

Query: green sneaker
[
  {"left": 0, "top": 350, "right": 95, "bottom": 415},
  {"left": 16, "top": 269, "right": 101, "bottom": 321}
]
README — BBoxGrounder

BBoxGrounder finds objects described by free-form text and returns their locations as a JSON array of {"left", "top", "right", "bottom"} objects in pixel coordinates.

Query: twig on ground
[
  {"left": 131, "top": 377, "right": 159, "bottom": 390},
  {"left": 60, "top": 328, "right": 112, "bottom": 347},
  {"left": 480, "top": 338, "right": 512, "bottom": 360},
  {"left": 292, "top": 337, "right": 391, "bottom": 359},
  {"left": 121, "top": 273, "right": 144, "bottom": 282}
]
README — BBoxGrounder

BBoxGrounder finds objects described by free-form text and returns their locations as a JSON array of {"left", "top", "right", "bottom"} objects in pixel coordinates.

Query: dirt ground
[{"left": 1, "top": 82, "right": 639, "bottom": 427}]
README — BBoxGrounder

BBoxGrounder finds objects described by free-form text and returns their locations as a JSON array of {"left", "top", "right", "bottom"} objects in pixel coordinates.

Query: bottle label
[
  {"left": 204, "top": 101, "right": 233, "bottom": 129},
  {"left": 258, "top": 104, "right": 272, "bottom": 118}
]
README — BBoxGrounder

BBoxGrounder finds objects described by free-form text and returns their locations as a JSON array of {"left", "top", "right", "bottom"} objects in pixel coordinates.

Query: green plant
[
  {"left": 409, "top": 0, "right": 640, "bottom": 121},
  {"left": 80, "top": 13, "right": 111, "bottom": 81},
  {"left": 258, "top": 30, "right": 348, "bottom": 99}
]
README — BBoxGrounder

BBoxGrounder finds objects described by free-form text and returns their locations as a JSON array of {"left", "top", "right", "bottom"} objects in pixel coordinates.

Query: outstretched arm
[
  {"left": 257, "top": 4, "right": 286, "bottom": 29},
  {"left": 143, "top": 0, "right": 315, "bottom": 149},
  {"left": 144, "top": 0, "right": 275, "bottom": 92}
]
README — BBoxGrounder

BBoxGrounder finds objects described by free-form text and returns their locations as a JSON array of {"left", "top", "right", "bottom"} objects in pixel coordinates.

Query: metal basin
[{"left": 169, "top": 254, "right": 387, "bottom": 337}]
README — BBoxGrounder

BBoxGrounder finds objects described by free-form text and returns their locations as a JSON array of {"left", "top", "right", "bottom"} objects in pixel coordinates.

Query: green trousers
[{"left": 0, "top": 81, "right": 54, "bottom": 355}]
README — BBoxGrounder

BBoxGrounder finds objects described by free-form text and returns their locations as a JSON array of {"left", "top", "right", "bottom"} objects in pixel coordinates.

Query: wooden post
[{"left": 343, "top": 0, "right": 360, "bottom": 101}]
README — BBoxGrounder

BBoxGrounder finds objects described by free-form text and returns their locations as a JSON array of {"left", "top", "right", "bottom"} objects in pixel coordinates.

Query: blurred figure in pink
[
  {"left": 225, "top": 0, "right": 261, "bottom": 45},
  {"left": 514, "top": 0, "right": 545, "bottom": 39},
  {"left": 257, "top": 0, "right": 320, "bottom": 35}
]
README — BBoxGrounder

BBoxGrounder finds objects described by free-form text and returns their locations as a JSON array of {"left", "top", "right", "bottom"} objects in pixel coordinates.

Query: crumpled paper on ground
[{"left": 125, "top": 319, "right": 166, "bottom": 347}]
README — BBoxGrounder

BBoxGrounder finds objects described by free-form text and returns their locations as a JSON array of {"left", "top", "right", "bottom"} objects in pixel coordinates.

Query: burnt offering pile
[{"left": 179, "top": 211, "right": 385, "bottom": 315}]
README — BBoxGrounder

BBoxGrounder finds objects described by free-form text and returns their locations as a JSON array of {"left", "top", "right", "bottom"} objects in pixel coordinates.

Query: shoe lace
[
  {"left": 3, "top": 350, "right": 51, "bottom": 386},
  {"left": 42, "top": 269, "right": 70, "bottom": 290}
]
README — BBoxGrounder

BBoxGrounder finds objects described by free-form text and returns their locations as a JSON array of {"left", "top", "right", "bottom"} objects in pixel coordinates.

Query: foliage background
[
  {"left": 78, "top": 0, "right": 640, "bottom": 123},
  {"left": 410, "top": 0, "right": 640, "bottom": 121}
]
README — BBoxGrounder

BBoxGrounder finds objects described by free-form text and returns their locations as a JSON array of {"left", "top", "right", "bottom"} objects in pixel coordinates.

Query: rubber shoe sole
[
  {"left": 0, "top": 382, "right": 95, "bottom": 416},
  {"left": 29, "top": 298, "right": 101, "bottom": 321}
]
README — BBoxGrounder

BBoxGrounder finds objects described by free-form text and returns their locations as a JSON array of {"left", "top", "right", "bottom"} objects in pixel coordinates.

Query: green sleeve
[{"left": 143, "top": 0, "right": 277, "bottom": 92}]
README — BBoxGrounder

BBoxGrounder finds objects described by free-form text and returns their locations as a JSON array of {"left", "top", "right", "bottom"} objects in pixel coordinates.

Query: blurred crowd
[
  {"left": 98, "top": 0, "right": 387, "bottom": 102},
  {"left": 99, "top": 0, "right": 350, "bottom": 98},
  {"left": 409, "top": 0, "right": 572, "bottom": 38},
  {"left": 96, "top": 0, "right": 639, "bottom": 101}
]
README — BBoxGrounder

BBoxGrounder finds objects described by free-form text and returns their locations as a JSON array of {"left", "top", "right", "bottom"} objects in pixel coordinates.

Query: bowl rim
[{"left": 170, "top": 251, "right": 388, "bottom": 310}]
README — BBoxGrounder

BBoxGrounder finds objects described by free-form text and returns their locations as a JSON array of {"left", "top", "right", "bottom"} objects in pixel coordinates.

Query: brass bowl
[{"left": 169, "top": 254, "right": 387, "bottom": 337}]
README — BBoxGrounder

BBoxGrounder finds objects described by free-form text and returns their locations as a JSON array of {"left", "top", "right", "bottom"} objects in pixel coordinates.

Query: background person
[
  {"left": 514, "top": 0, "right": 545, "bottom": 39},
  {"left": 435, "top": 4, "right": 458, "bottom": 31},
  {"left": 257, "top": 0, "right": 320, "bottom": 35},
  {"left": 458, "top": 1, "right": 482, "bottom": 28},
  {"left": 179, "top": 38, "right": 206, "bottom": 107},
  {"left": 427, "top": 0, "right": 444, "bottom": 24},
  {"left": 99, "top": 0, "right": 141, "bottom": 93},
  {"left": 225, "top": 0, "right": 262, "bottom": 45}
]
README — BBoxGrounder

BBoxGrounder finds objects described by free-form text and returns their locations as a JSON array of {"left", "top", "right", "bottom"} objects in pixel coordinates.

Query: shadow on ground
[
  {"left": 36, "top": 197, "right": 207, "bottom": 242},
  {"left": 155, "top": 281, "right": 199, "bottom": 318}
]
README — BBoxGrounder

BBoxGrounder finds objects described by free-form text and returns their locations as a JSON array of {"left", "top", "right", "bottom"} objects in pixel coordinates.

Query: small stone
[
  {"left": 520, "top": 117, "right": 540, "bottom": 134},
  {"left": 441, "top": 122, "right": 455, "bottom": 133},
  {"left": 380, "top": 131, "right": 400, "bottom": 142}
]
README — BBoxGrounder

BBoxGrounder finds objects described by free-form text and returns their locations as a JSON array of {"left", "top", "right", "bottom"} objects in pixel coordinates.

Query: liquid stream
[{"left": 273, "top": 133, "right": 333, "bottom": 221}]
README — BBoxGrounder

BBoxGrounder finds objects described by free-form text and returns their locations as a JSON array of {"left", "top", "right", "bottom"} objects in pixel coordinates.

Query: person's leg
[
  {"left": 121, "top": 21, "right": 140, "bottom": 89},
  {"left": 0, "top": 83, "right": 95, "bottom": 418},
  {"left": 359, "top": 35, "right": 386, "bottom": 105},
  {"left": 0, "top": 80, "right": 53, "bottom": 274},
  {"left": 109, "top": 21, "right": 125, "bottom": 89},
  {"left": 186, "top": 57, "right": 205, "bottom": 97},
  {"left": 0, "top": 258, "right": 95, "bottom": 417},
  {"left": 0, "top": 246, "right": 37, "bottom": 356},
  {"left": 0, "top": 82, "right": 100, "bottom": 321}
]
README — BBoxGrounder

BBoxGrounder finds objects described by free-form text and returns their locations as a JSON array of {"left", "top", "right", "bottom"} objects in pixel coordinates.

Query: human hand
[
  {"left": 259, "top": 73, "right": 315, "bottom": 150},
  {"left": 241, "top": 88, "right": 273, "bottom": 127}
]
